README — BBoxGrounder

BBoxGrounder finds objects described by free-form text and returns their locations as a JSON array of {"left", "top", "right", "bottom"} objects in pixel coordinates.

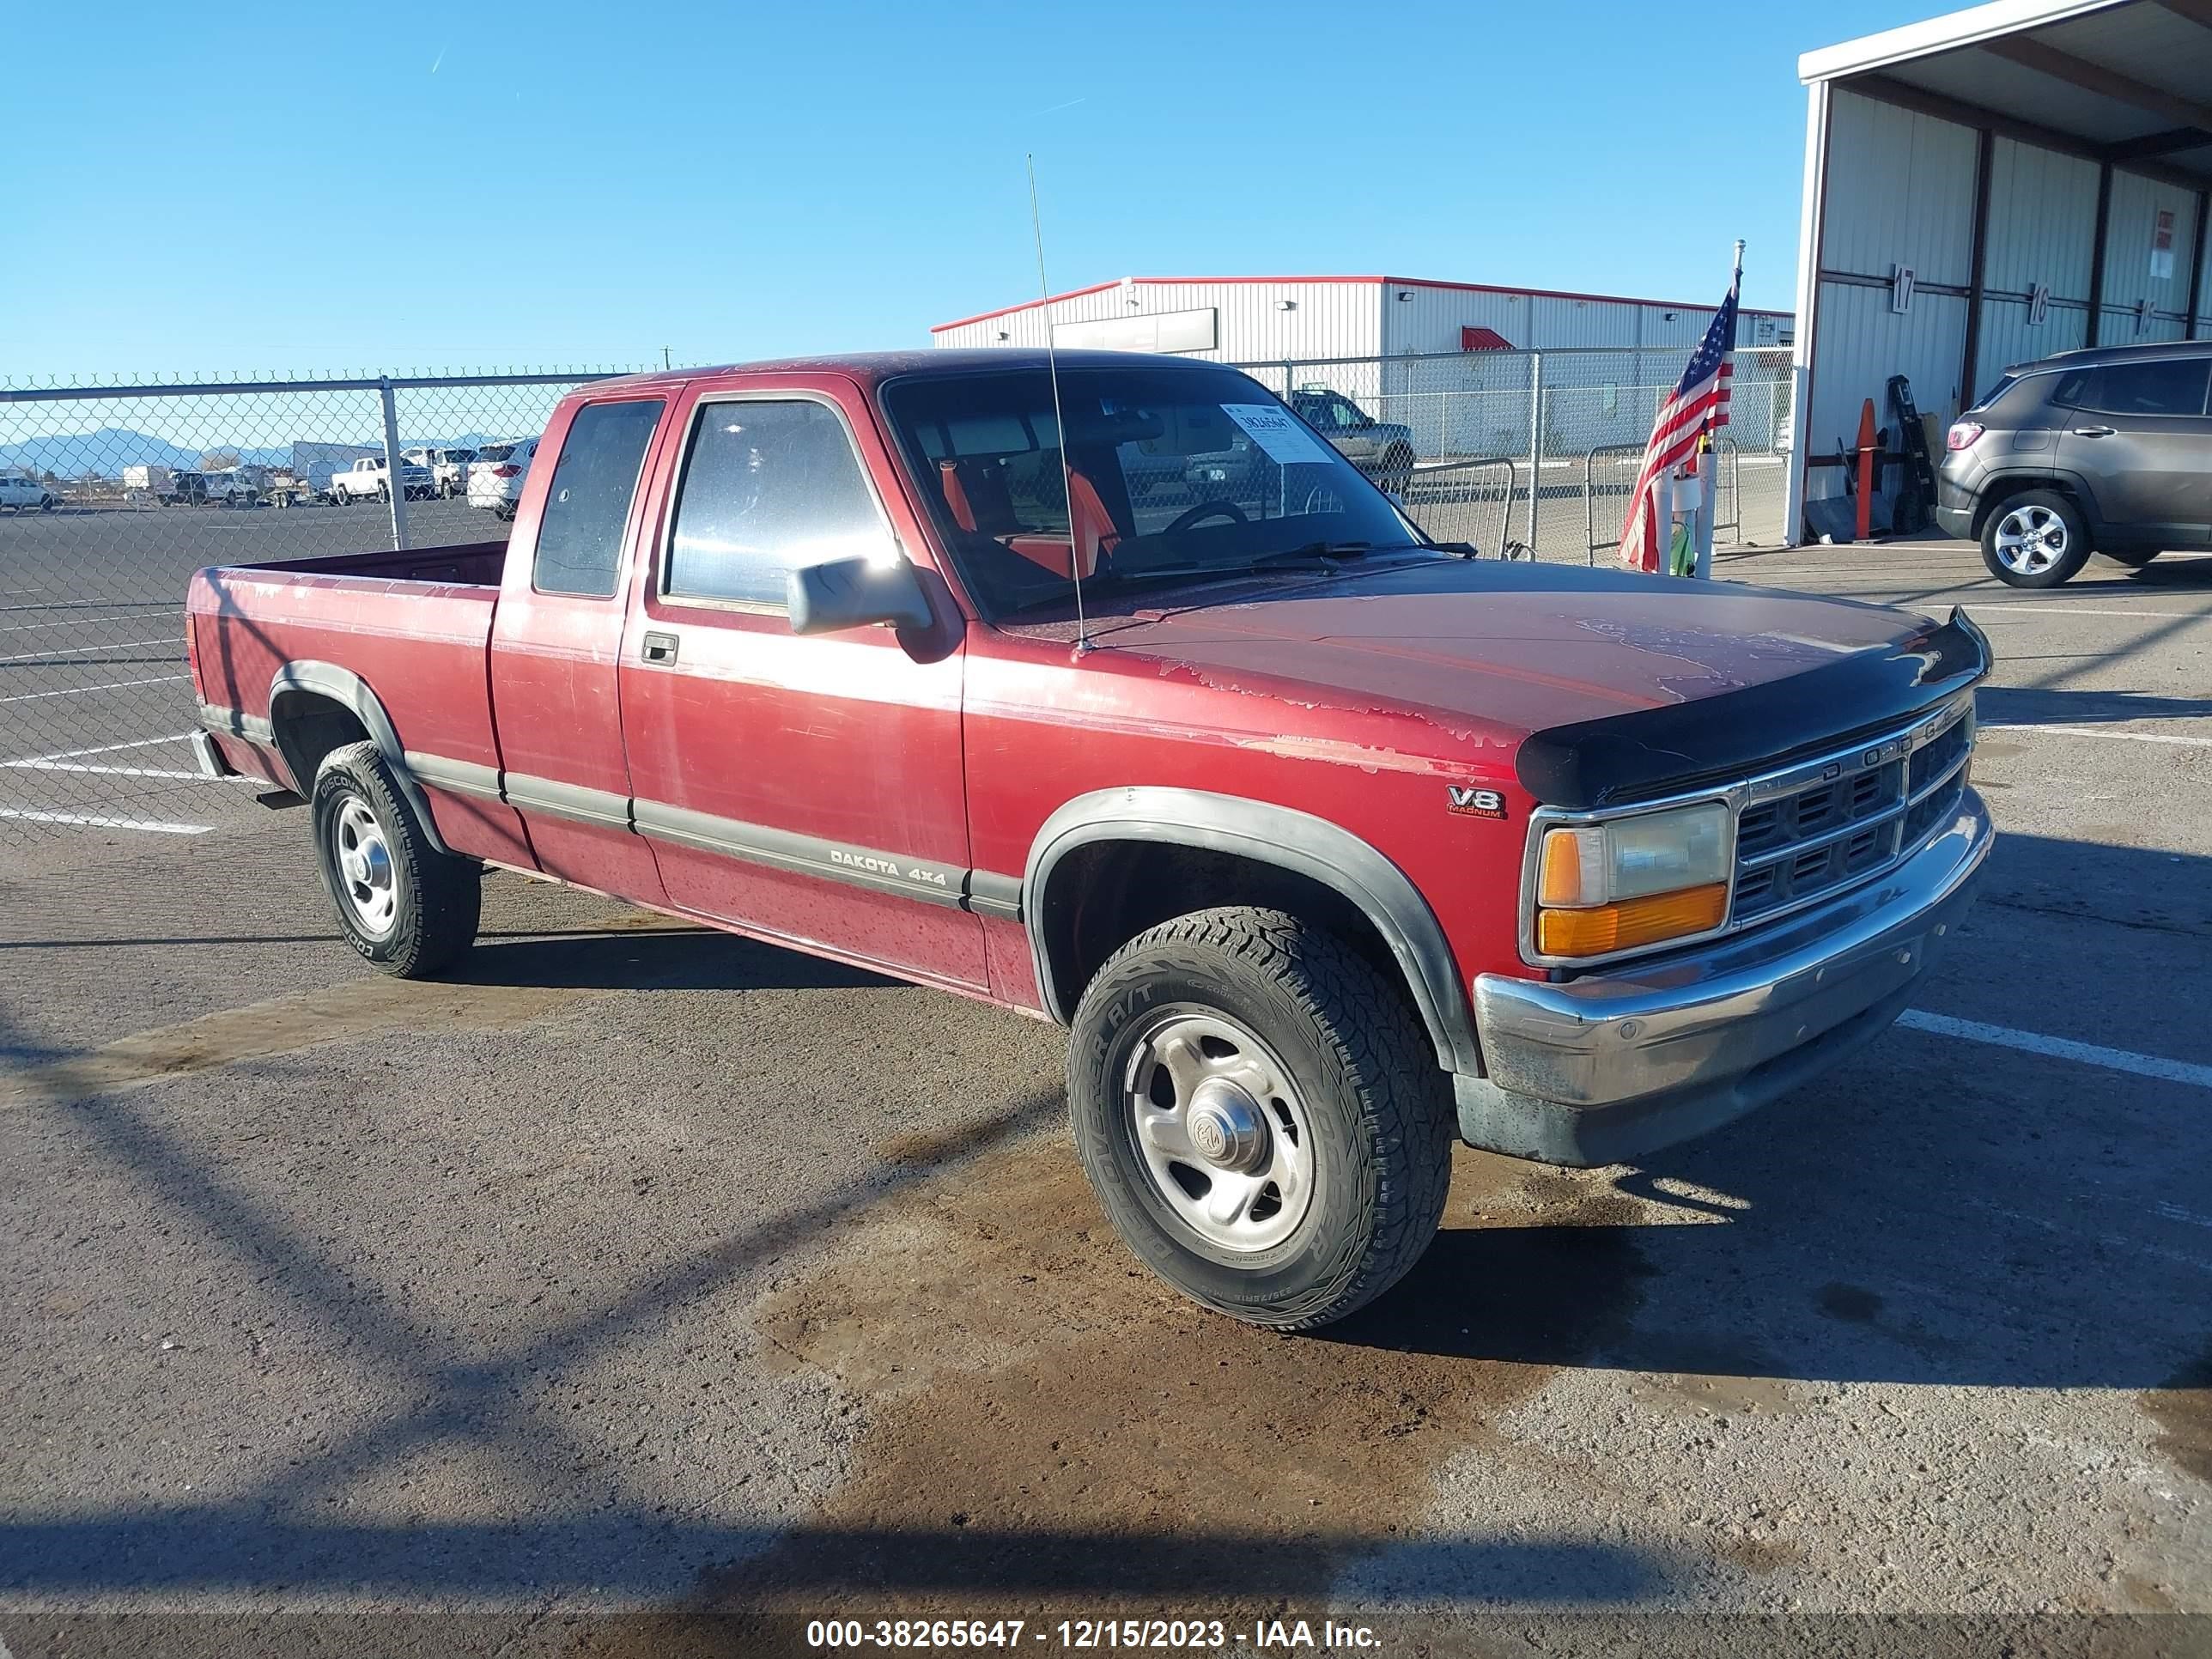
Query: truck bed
[{"left": 185, "top": 539, "right": 511, "bottom": 810}]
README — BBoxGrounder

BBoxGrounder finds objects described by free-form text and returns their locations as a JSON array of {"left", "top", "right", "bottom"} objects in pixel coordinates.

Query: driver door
[{"left": 616, "top": 374, "right": 986, "bottom": 992}]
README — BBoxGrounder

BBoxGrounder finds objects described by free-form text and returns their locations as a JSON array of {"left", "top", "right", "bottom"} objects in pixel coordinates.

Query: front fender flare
[{"left": 1023, "top": 787, "right": 1481, "bottom": 1078}]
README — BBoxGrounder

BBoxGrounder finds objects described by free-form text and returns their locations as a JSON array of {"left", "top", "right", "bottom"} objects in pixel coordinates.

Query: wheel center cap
[{"left": 1186, "top": 1078, "right": 1269, "bottom": 1173}]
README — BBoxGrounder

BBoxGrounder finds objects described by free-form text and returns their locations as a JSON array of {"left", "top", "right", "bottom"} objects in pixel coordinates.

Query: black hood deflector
[{"left": 1515, "top": 607, "right": 1992, "bottom": 811}]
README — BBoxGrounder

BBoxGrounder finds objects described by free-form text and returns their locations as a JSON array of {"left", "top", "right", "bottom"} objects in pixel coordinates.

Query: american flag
[{"left": 1617, "top": 270, "right": 1739, "bottom": 573}]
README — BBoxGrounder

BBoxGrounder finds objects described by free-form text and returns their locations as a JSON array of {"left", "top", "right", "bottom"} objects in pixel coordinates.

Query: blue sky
[{"left": 9, "top": 0, "right": 1937, "bottom": 380}]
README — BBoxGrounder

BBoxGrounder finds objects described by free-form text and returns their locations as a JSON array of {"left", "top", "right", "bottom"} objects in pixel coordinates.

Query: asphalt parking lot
[{"left": 2, "top": 532, "right": 2209, "bottom": 1656}]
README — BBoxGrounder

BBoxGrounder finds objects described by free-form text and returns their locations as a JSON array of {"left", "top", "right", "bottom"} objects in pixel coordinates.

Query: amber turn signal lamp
[{"left": 1535, "top": 883, "right": 1728, "bottom": 957}]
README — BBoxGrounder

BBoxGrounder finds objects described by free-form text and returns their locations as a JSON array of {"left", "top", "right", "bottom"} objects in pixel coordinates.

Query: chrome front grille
[
  {"left": 1730, "top": 699, "right": 1974, "bottom": 927},
  {"left": 1518, "top": 692, "right": 1978, "bottom": 971}
]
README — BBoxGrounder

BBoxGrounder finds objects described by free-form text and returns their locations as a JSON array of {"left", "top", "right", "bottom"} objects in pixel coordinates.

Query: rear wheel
[
  {"left": 1981, "top": 489, "right": 2091, "bottom": 588},
  {"left": 1066, "top": 906, "right": 1454, "bottom": 1330},
  {"left": 311, "top": 741, "right": 480, "bottom": 977}
]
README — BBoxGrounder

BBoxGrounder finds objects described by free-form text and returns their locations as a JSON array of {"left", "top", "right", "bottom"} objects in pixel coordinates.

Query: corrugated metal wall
[
  {"left": 2098, "top": 171, "right": 2202, "bottom": 344},
  {"left": 930, "top": 280, "right": 1382, "bottom": 362},
  {"left": 1821, "top": 91, "right": 1979, "bottom": 289},
  {"left": 936, "top": 278, "right": 1790, "bottom": 365},
  {"left": 1804, "top": 85, "right": 2212, "bottom": 521}
]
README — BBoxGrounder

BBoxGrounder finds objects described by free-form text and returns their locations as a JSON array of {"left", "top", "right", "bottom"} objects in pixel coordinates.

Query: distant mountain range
[{"left": 0, "top": 427, "right": 512, "bottom": 478}]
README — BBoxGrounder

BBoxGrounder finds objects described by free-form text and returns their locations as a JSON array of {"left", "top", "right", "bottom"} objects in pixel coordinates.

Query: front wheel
[
  {"left": 1982, "top": 489, "right": 2091, "bottom": 587},
  {"left": 312, "top": 741, "right": 481, "bottom": 977},
  {"left": 377, "top": 483, "right": 391, "bottom": 504},
  {"left": 1067, "top": 906, "right": 1454, "bottom": 1330}
]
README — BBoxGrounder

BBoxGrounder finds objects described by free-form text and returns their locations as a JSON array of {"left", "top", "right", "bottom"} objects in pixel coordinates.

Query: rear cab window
[{"left": 532, "top": 398, "right": 665, "bottom": 597}]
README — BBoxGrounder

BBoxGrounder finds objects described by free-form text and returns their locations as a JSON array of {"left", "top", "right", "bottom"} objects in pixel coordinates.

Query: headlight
[{"left": 1534, "top": 800, "right": 1732, "bottom": 957}]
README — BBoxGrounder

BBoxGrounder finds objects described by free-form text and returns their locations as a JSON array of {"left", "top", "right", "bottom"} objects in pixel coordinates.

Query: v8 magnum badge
[{"left": 1446, "top": 784, "right": 1508, "bottom": 820}]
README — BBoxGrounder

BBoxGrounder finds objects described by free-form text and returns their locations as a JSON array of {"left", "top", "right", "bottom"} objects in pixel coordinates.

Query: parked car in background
[
  {"left": 1288, "top": 389, "right": 1418, "bottom": 495},
  {"left": 330, "top": 456, "right": 434, "bottom": 504},
  {"left": 203, "top": 469, "right": 264, "bottom": 507},
  {"left": 1938, "top": 340, "right": 2212, "bottom": 587},
  {"left": 0, "top": 474, "right": 59, "bottom": 512},
  {"left": 289, "top": 443, "right": 381, "bottom": 501},
  {"left": 123, "top": 464, "right": 176, "bottom": 504},
  {"left": 466, "top": 437, "right": 538, "bottom": 520},
  {"left": 403, "top": 447, "right": 480, "bottom": 497}
]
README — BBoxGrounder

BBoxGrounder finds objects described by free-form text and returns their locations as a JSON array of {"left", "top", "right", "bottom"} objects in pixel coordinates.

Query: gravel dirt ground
[{"left": 1, "top": 536, "right": 2208, "bottom": 1657}]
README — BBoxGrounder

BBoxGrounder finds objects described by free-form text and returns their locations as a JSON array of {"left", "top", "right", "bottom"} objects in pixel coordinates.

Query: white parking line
[
  {"left": 1965, "top": 603, "right": 2210, "bottom": 620},
  {"left": 0, "top": 636, "right": 179, "bottom": 665},
  {"left": 0, "top": 614, "right": 156, "bottom": 635},
  {"left": 0, "top": 807, "right": 211, "bottom": 835},
  {"left": 0, "top": 675, "right": 189, "bottom": 705},
  {"left": 1898, "top": 1010, "right": 2212, "bottom": 1090},
  {"left": 11, "top": 732, "right": 193, "bottom": 761},
  {"left": 1982, "top": 722, "right": 2212, "bottom": 749},
  {"left": 0, "top": 760, "right": 210, "bottom": 780}
]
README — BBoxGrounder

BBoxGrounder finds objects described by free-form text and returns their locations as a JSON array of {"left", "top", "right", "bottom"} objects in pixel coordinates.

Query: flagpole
[{"left": 1692, "top": 240, "right": 1747, "bottom": 580}]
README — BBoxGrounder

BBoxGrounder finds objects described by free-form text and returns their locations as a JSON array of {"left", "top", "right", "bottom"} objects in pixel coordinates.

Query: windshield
[{"left": 882, "top": 364, "right": 1426, "bottom": 619}]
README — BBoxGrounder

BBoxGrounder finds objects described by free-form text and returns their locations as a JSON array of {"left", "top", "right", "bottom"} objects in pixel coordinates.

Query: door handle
[
  {"left": 641, "top": 631, "right": 680, "bottom": 665},
  {"left": 2071, "top": 425, "right": 2117, "bottom": 437}
]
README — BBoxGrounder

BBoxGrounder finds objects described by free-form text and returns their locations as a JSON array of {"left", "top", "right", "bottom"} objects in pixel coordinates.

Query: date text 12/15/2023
[{"left": 804, "top": 1616, "right": 1384, "bottom": 1650}]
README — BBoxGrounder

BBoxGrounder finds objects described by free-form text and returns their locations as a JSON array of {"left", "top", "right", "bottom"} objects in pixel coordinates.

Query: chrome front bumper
[{"left": 1454, "top": 789, "right": 1993, "bottom": 1167}]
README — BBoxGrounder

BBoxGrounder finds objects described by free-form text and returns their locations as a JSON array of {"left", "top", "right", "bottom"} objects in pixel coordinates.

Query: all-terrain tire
[
  {"left": 311, "top": 740, "right": 481, "bottom": 977},
  {"left": 1067, "top": 905, "right": 1454, "bottom": 1330}
]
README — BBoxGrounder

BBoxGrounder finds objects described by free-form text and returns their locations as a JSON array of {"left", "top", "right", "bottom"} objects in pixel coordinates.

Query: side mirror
[{"left": 787, "top": 556, "right": 934, "bottom": 636}]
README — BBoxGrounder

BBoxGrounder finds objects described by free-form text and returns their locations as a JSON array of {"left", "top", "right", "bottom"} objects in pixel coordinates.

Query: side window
[
  {"left": 665, "top": 398, "right": 892, "bottom": 607},
  {"left": 532, "top": 398, "right": 664, "bottom": 598},
  {"left": 2078, "top": 358, "right": 2209, "bottom": 418}
]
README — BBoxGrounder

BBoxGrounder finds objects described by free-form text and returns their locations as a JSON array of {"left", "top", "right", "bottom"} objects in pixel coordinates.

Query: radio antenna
[{"left": 1027, "top": 154, "right": 1090, "bottom": 656}]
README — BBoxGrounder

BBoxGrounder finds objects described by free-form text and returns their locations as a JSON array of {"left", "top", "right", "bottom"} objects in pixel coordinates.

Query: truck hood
[{"left": 1053, "top": 558, "right": 1990, "bottom": 808}]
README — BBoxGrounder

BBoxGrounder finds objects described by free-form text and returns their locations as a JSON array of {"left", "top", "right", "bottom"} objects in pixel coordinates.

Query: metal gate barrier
[{"left": 1401, "top": 456, "right": 1518, "bottom": 559}]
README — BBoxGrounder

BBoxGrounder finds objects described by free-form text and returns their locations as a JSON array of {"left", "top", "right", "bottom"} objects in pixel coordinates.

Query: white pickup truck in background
[
  {"left": 401, "top": 446, "right": 479, "bottom": 498},
  {"left": 327, "top": 455, "right": 434, "bottom": 504}
]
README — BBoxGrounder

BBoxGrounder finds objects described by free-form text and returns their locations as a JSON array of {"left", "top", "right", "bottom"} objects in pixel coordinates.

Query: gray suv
[{"left": 1937, "top": 340, "right": 2212, "bottom": 587}]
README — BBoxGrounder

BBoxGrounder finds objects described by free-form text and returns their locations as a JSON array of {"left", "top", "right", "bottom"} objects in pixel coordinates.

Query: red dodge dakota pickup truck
[{"left": 186, "top": 349, "right": 1993, "bottom": 1329}]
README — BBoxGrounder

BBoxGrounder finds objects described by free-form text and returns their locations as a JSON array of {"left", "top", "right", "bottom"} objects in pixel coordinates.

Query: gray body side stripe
[
  {"left": 1023, "top": 787, "right": 1480, "bottom": 1077},
  {"left": 503, "top": 772, "right": 633, "bottom": 830},
  {"left": 199, "top": 703, "right": 275, "bottom": 744},
  {"left": 963, "top": 870, "right": 1024, "bottom": 922},
  {"left": 633, "top": 799, "right": 969, "bottom": 910},
  {"left": 404, "top": 751, "right": 502, "bottom": 801}
]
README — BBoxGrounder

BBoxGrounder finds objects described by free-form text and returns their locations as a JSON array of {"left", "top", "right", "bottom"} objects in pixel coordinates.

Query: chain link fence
[
  {"left": 0, "top": 370, "right": 635, "bottom": 852},
  {"left": 1233, "top": 345, "right": 1796, "bottom": 562}
]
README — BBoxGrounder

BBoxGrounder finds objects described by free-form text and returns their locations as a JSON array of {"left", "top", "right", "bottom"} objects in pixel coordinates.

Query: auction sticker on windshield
[{"left": 1221, "top": 403, "right": 1337, "bottom": 466}]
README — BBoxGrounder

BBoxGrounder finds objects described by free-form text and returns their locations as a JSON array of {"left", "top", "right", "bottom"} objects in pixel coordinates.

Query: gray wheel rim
[
  {"left": 1121, "top": 1006, "right": 1316, "bottom": 1255},
  {"left": 1994, "top": 504, "right": 2068, "bottom": 574},
  {"left": 331, "top": 796, "right": 398, "bottom": 939}
]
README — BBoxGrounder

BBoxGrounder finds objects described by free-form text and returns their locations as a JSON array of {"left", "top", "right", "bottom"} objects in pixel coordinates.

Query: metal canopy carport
[{"left": 1785, "top": 0, "right": 2212, "bottom": 542}]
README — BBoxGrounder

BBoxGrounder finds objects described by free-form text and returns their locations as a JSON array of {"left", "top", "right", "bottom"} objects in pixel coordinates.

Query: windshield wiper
[{"left": 993, "top": 542, "right": 1431, "bottom": 617}]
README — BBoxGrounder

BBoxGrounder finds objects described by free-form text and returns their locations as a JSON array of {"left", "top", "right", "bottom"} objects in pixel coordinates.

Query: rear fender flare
[
  {"left": 267, "top": 660, "right": 453, "bottom": 854},
  {"left": 1023, "top": 787, "right": 1480, "bottom": 1077}
]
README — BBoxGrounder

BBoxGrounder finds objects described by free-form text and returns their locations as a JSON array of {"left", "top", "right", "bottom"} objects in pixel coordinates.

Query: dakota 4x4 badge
[{"left": 1446, "top": 785, "right": 1508, "bottom": 820}]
